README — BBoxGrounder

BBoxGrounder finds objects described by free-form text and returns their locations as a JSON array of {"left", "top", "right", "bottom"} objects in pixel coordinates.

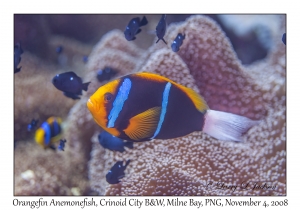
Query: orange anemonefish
[
  {"left": 87, "top": 72, "right": 259, "bottom": 142},
  {"left": 35, "top": 117, "right": 62, "bottom": 149}
]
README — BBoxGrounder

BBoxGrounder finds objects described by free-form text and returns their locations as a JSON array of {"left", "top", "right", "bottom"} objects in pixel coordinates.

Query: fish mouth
[{"left": 87, "top": 98, "right": 96, "bottom": 113}]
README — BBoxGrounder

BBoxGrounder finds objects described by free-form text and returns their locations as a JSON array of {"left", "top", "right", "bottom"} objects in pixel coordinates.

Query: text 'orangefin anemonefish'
[
  {"left": 35, "top": 117, "right": 62, "bottom": 149},
  {"left": 87, "top": 72, "right": 259, "bottom": 142}
]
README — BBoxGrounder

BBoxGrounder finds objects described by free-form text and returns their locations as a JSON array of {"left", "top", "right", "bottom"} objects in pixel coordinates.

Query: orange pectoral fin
[{"left": 124, "top": 106, "right": 161, "bottom": 141}]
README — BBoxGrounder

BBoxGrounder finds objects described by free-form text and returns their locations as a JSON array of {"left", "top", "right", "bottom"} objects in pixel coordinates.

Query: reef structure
[{"left": 88, "top": 15, "right": 286, "bottom": 195}]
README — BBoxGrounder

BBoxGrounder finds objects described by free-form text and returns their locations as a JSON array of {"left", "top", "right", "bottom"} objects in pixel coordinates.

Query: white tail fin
[{"left": 202, "top": 110, "right": 260, "bottom": 142}]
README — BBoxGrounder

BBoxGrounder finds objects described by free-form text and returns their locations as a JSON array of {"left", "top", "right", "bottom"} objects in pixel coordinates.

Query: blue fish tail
[
  {"left": 124, "top": 141, "right": 134, "bottom": 149},
  {"left": 14, "top": 67, "right": 21, "bottom": 74},
  {"left": 82, "top": 82, "right": 91, "bottom": 91},
  {"left": 125, "top": 159, "right": 131, "bottom": 167},
  {"left": 139, "top": 16, "right": 148, "bottom": 27},
  {"left": 162, "top": 38, "right": 167, "bottom": 45},
  {"left": 282, "top": 33, "right": 286, "bottom": 45}
]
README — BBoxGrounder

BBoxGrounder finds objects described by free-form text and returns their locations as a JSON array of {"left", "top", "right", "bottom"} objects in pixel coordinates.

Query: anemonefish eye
[{"left": 104, "top": 93, "right": 113, "bottom": 102}]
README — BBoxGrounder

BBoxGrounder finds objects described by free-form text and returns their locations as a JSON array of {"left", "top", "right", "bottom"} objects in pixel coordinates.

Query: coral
[
  {"left": 87, "top": 15, "right": 286, "bottom": 195},
  {"left": 14, "top": 36, "right": 95, "bottom": 195},
  {"left": 15, "top": 27, "right": 147, "bottom": 195},
  {"left": 14, "top": 141, "right": 90, "bottom": 195},
  {"left": 14, "top": 34, "right": 95, "bottom": 141},
  {"left": 63, "top": 29, "right": 146, "bottom": 163},
  {"left": 14, "top": 52, "right": 76, "bottom": 141}
]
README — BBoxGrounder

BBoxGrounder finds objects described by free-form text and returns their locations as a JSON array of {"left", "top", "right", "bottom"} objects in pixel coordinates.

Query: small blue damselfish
[
  {"left": 27, "top": 119, "right": 39, "bottom": 132},
  {"left": 52, "top": 71, "right": 91, "bottom": 100},
  {"left": 14, "top": 42, "right": 23, "bottom": 74},
  {"left": 156, "top": 14, "right": 167, "bottom": 44},
  {"left": 124, "top": 16, "right": 148, "bottom": 41},
  {"left": 97, "top": 67, "right": 118, "bottom": 82},
  {"left": 58, "top": 139, "right": 67, "bottom": 151},
  {"left": 106, "top": 160, "right": 130, "bottom": 184},
  {"left": 171, "top": 33, "right": 185, "bottom": 52},
  {"left": 98, "top": 131, "right": 133, "bottom": 152}
]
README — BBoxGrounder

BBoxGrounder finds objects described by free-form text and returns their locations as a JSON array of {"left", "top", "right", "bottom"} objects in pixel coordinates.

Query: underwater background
[{"left": 14, "top": 14, "right": 286, "bottom": 195}]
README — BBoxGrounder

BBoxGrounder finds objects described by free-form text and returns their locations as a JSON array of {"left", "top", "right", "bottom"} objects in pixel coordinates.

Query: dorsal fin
[
  {"left": 178, "top": 85, "right": 209, "bottom": 112},
  {"left": 134, "top": 72, "right": 209, "bottom": 112}
]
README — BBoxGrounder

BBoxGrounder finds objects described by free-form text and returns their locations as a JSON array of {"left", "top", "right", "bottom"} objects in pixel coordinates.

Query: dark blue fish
[
  {"left": 52, "top": 71, "right": 91, "bottom": 100},
  {"left": 97, "top": 67, "right": 118, "bottom": 82},
  {"left": 171, "top": 33, "right": 186, "bottom": 52},
  {"left": 82, "top": 55, "right": 88, "bottom": 63},
  {"left": 27, "top": 119, "right": 39, "bottom": 132},
  {"left": 56, "top": 46, "right": 63, "bottom": 54},
  {"left": 14, "top": 43, "right": 23, "bottom": 74},
  {"left": 282, "top": 33, "right": 286, "bottom": 45},
  {"left": 156, "top": 15, "right": 167, "bottom": 44},
  {"left": 106, "top": 160, "right": 131, "bottom": 184},
  {"left": 98, "top": 131, "right": 133, "bottom": 152},
  {"left": 124, "top": 16, "right": 148, "bottom": 41},
  {"left": 58, "top": 139, "right": 67, "bottom": 151}
]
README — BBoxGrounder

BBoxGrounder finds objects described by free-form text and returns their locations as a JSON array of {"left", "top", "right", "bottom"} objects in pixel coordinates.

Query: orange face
[{"left": 87, "top": 79, "right": 121, "bottom": 137}]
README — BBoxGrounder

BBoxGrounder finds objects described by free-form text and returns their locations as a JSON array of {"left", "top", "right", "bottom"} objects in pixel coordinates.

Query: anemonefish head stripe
[
  {"left": 151, "top": 82, "right": 171, "bottom": 139},
  {"left": 107, "top": 78, "right": 132, "bottom": 128}
]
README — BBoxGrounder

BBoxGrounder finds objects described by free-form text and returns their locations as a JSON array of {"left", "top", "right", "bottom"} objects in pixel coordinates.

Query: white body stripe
[
  {"left": 107, "top": 78, "right": 132, "bottom": 128},
  {"left": 151, "top": 82, "right": 171, "bottom": 139}
]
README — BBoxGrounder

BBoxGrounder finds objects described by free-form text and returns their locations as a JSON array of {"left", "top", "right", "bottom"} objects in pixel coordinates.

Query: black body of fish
[
  {"left": 156, "top": 15, "right": 167, "bottom": 44},
  {"left": 52, "top": 71, "right": 90, "bottom": 99}
]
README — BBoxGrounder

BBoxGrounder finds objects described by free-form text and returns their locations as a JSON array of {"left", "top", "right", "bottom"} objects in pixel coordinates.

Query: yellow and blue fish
[
  {"left": 35, "top": 117, "right": 62, "bottom": 149},
  {"left": 87, "top": 72, "right": 258, "bottom": 142}
]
